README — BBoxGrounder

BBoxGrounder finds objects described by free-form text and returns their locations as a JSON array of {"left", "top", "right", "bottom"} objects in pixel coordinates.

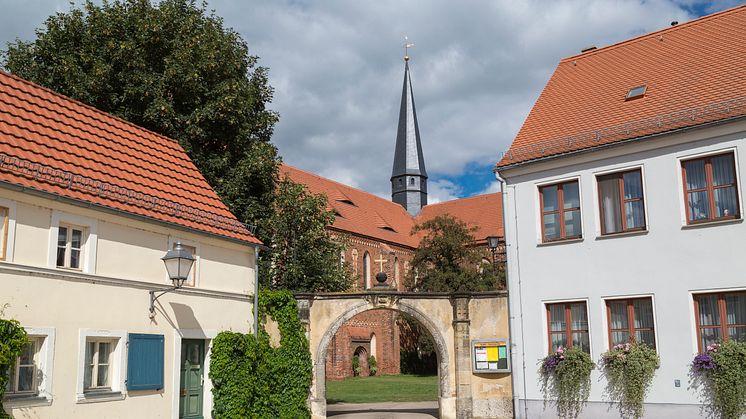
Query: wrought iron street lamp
[
  {"left": 149, "top": 242, "right": 195, "bottom": 319},
  {"left": 486, "top": 235, "right": 501, "bottom": 265}
]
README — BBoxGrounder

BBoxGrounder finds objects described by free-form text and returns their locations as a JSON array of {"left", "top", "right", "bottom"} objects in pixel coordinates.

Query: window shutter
[{"left": 127, "top": 333, "right": 164, "bottom": 391}]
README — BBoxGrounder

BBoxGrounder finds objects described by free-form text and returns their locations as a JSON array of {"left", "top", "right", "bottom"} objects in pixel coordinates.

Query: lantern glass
[
  {"left": 162, "top": 243, "right": 195, "bottom": 287},
  {"left": 487, "top": 236, "right": 501, "bottom": 250}
]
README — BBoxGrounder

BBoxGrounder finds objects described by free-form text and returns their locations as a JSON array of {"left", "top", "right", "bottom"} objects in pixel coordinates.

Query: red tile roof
[
  {"left": 0, "top": 71, "right": 260, "bottom": 244},
  {"left": 415, "top": 193, "right": 503, "bottom": 244},
  {"left": 281, "top": 164, "right": 503, "bottom": 247},
  {"left": 497, "top": 5, "right": 746, "bottom": 169}
]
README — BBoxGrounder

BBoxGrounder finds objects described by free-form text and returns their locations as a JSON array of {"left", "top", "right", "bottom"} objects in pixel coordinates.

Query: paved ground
[{"left": 326, "top": 401, "right": 438, "bottom": 418}]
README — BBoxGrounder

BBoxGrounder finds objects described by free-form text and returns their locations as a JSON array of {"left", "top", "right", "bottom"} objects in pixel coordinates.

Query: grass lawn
[{"left": 326, "top": 374, "right": 438, "bottom": 404}]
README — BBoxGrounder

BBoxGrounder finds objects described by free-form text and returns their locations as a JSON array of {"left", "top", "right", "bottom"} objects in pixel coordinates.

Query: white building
[
  {"left": 496, "top": 6, "right": 746, "bottom": 418},
  {"left": 0, "top": 71, "right": 260, "bottom": 418}
]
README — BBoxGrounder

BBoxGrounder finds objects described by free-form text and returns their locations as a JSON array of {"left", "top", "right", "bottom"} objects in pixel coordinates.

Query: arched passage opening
[{"left": 313, "top": 300, "right": 450, "bottom": 417}]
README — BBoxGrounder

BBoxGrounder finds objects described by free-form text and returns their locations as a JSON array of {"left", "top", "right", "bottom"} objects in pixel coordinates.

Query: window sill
[
  {"left": 682, "top": 217, "right": 743, "bottom": 230},
  {"left": 76, "top": 391, "right": 124, "bottom": 404},
  {"left": 537, "top": 237, "right": 583, "bottom": 247},
  {"left": 3, "top": 394, "right": 52, "bottom": 408},
  {"left": 595, "top": 229, "right": 649, "bottom": 240}
]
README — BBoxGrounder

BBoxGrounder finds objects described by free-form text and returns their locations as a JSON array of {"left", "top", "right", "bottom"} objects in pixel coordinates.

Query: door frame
[{"left": 171, "top": 330, "right": 217, "bottom": 419}]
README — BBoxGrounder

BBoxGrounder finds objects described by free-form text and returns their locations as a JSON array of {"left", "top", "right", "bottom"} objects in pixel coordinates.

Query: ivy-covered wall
[
  {"left": 0, "top": 316, "right": 28, "bottom": 418},
  {"left": 210, "top": 290, "right": 312, "bottom": 418}
]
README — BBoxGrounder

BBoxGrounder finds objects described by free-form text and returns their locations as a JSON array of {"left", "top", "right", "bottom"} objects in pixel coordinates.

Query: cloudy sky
[{"left": 0, "top": 1, "right": 739, "bottom": 202}]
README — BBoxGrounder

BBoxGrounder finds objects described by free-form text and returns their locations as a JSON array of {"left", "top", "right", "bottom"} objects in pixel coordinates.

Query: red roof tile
[
  {"left": 415, "top": 193, "right": 503, "bottom": 243},
  {"left": 497, "top": 5, "right": 746, "bottom": 169},
  {"left": 282, "top": 164, "right": 503, "bottom": 247},
  {"left": 0, "top": 71, "right": 259, "bottom": 244}
]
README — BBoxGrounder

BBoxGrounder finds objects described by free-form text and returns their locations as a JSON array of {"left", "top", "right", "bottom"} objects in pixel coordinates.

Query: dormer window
[
  {"left": 336, "top": 199, "right": 356, "bottom": 207},
  {"left": 625, "top": 85, "right": 646, "bottom": 100}
]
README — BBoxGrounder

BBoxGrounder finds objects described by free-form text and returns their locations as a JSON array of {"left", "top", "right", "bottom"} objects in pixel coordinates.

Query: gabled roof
[
  {"left": 282, "top": 164, "right": 503, "bottom": 247},
  {"left": 497, "top": 5, "right": 746, "bottom": 170},
  {"left": 415, "top": 193, "right": 503, "bottom": 244},
  {"left": 281, "top": 164, "right": 420, "bottom": 247},
  {"left": 0, "top": 71, "right": 260, "bottom": 244}
]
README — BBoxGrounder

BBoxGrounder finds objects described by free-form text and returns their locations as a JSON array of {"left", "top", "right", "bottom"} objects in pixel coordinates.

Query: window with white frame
[
  {"left": 682, "top": 152, "right": 740, "bottom": 224},
  {"left": 606, "top": 298, "right": 656, "bottom": 349},
  {"left": 597, "top": 169, "right": 646, "bottom": 235},
  {"left": 539, "top": 180, "right": 582, "bottom": 242},
  {"left": 77, "top": 329, "right": 125, "bottom": 401},
  {"left": 547, "top": 301, "right": 590, "bottom": 353},
  {"left": 84, "top": 339, "right": 115, "bottom": 391},
  {"left": 57, "top": 224, "right": 85, "bottom": 269},
  {"left": 5, "top": 337, "right": 41, "bottom": 396}
]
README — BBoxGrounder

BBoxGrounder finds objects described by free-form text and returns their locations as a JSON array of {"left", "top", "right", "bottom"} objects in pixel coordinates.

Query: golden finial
[{"left": 404, "top": 36, "right": 415, "bottom": 61}]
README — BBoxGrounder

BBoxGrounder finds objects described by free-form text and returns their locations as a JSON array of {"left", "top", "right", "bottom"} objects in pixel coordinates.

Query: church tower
[{"left": 391, "top": 49, "right": 427, "bottom": 216}]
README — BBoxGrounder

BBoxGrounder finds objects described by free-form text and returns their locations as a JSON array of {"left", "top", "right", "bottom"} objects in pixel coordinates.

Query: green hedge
[{"left": 210, "top": 290, "right": 312, "bottom": 418}]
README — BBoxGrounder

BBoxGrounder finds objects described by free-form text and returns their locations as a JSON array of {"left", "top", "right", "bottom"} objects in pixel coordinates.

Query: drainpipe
[
  {"left": 254, "top": 246, "right": 260, "bottom": 336},
  {"left": 494, "top": 171, "right": 527, "bottom": 419}
]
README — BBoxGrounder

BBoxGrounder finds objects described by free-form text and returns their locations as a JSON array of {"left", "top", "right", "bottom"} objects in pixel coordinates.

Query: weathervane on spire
[{"left": 404, "top": 36, "right": 414, "bottom": 61}]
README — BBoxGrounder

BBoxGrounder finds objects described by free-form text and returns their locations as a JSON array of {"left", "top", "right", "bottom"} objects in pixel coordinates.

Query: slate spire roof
[{"left": 392, "top": 60, "right": 427, "bottom": 179}]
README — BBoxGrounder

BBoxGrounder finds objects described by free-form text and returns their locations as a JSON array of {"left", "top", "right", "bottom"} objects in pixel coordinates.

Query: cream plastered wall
[{"left": 0, "top": 188, "right": 258, "bottom": 418}]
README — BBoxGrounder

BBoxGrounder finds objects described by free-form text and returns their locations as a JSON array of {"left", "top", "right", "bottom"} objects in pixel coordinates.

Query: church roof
[
  {"left": 282, "top": 164, "right": 420, "bottom": 247},
  {"left": 391, "top": 61, "right": 427, "bottom": 179},
  {"left": 416, "top": 193, "right": 504, "bottom": 245},
  {"left": 282, "top": 164, "right": 503, "bottom": 248},
  {"left": 496, "top": 5, "right": 746, "bottom": 170},
  {"left": 0, "top": 70, "right": 260, "bottom": 244}
]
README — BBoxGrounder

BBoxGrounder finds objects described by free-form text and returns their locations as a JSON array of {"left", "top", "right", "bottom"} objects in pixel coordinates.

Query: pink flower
[{"left": 556, "top": 346, "right": 565, "bottom": 354}]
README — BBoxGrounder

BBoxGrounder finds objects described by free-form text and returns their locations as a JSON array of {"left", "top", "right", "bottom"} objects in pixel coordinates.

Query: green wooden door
[{"left": 179, "top": 339, "right": 204, "bottom": 419}]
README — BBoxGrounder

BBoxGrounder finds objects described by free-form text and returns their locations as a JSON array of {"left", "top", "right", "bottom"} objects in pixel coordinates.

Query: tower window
[
  {"left": 399, "top": 179, "right": 403, "bottom": 185},
  {"left": 409, "top": 178, "right": 415, "bottom": 186}
]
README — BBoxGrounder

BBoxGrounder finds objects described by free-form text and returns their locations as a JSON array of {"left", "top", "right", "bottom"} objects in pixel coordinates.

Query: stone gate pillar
[{"left": 452, "top": 294, "right": 473, "bottom": 419}]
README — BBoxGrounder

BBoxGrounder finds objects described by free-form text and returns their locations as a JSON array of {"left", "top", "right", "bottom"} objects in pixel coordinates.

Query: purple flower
[{"left": 692, "top": 353, "right": 716, "bottom": 371}]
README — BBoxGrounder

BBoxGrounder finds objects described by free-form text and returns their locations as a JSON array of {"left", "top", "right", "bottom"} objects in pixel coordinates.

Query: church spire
[{"left": 391, "top": 40, "right": 428, "bottom": 216}]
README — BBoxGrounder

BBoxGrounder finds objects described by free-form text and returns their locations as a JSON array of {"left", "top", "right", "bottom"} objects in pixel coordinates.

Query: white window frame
[
  {"left": 48, "top": 211, "right": 98, "bottom": 274},
  {"left": 0, "top": 197, "right": 17, "bottom": 262},
  {"left": 76, "top": 329, "right": 126, "bottom": 403},
  {"left": 592, "top": 164, "right": 650, "bottom": 238},
  {"left": 3, "top": 327, "right": 55, "bottom": 407},
  {"left": 171, "top": 329, "right": 218, "bottom": 419},
  {"left": 167, "top": 236, "right": 200, "bottom": 287},
  {"left": 676, "top": 147, "right": 742, "bottom": 227},
  {"left": 688, "top": 286, "right": 746, "bottom": 354},
  {"left": 534, "top": 176, "right": 583, "bottom": 244},
  {"left": 600, "top": 294, "right": 659, "bottom": 356}
]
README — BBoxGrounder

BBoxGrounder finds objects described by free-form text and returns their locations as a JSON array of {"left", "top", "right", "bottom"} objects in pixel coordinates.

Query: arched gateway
[{"left": 294, "top": 291, "right": 513, "bottom": 419}]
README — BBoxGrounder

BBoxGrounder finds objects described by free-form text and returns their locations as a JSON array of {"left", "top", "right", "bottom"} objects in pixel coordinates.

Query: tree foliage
[
  {"left": 261, "top": 176, "right": 351, "bottom": 292},
  {"left": 405, "top": 214, "right": 499, "bottom": 293},
  {"left": 210, "top": 290, "right": 311, "bottom": 418},
  {"left": 2, "top": 0, "right": 280, "bottom": 229},
  {"left": 0, "top": 312, "right": 29, "bottom": 417}
]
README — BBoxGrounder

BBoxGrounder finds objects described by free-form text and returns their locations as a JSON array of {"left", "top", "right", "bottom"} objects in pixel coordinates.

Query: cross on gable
[{"left": 374, "top": 254, "right": 388, "bottom": 273}]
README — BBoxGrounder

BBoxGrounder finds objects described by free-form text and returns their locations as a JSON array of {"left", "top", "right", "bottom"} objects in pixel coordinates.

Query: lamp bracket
[{"left": 149, "top": 286, "right": 178, "bottom": 319}]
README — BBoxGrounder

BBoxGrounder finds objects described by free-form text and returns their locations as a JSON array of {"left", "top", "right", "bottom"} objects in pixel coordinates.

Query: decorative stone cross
[{"left": 374, "top": 254, "right": 388, "bottom": 273}]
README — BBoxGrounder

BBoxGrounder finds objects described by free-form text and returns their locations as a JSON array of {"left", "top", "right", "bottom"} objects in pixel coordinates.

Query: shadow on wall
[{"left": 170, "top": 302, "right": 203, "bottom": 331}]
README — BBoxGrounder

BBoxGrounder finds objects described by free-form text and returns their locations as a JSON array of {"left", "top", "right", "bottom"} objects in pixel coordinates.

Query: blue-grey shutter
[{"left": 127, "top": 333, "right": 164, "bottom": 391}]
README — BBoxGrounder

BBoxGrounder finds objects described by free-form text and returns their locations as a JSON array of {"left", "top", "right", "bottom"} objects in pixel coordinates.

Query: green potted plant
[
  {"left": 691, "top": 341, "right": 746, "bottom": 419},
  {"left": 600, "top": 342, "right": 660, "bottom": 418},
  {"left": 539, "top": 346, "right": 595, "bottom": 418}
]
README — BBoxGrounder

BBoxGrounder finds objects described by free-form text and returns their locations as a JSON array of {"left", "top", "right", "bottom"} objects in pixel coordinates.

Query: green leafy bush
[
  {"left": 600, "top": 342, "right": 660, "bottom": 418},
  {"left": 539, "top": 346, "right": 595, "bottom": 418},
  {"left": 210, "top": 290, "right": 312, "bottom": 418},
  {"left": 368, "top": 355, "right": 378, "bottom": 376},
  {"left": 352, "top": 355, "right": 361, "bottom": 376},
  {"left": 0, "top": 315, "right": 29, "bottom": 417},
  {"left": 690, "top": 340, "right": 746, "bottom": 419}
]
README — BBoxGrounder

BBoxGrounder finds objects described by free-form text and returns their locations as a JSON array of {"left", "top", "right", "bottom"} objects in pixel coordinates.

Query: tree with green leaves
[
  {"left": 261, "top": 176, "right": 351, "bottom": 292},
  {"left": 2, "top": 0, "right": 279, "bottom": 230},
  {"left": 406, "top": 214, "right": 500, "bottom": 293}
]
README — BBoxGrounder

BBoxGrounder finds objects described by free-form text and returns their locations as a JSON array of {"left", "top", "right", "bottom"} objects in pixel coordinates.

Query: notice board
[{"left": 471, "top": 339, "right": 510, "bottom": 373}]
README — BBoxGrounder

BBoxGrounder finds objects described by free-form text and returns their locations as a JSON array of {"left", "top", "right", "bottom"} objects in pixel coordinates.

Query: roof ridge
[
  {"left": 282, "top": 163, "right": 415, "bottom": 218},
  {"left": 0, "top": 70, "right": 185, "bottom": 148},
  {"left": 422, "top": 192, "right": 501, "bottom": 209},
  {"left": 561, "top": 4, "right": 746, "bottom": 63}
]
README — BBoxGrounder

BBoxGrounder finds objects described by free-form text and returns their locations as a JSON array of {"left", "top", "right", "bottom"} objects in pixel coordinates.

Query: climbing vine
[
  {"left": 368, "top": 355, "right": 378, "bottom": 376},
  {"left": 539, "top": 346, "right": 595, "bottom": 418},
  {"left": 351, "top": 355, "right": 361, "bottom": 376},
  {"left": 0, "top": 312, "right": 29, "bottom": 418},
  {"left": 600, "top": 342, "right": 660, "bottom": 418},
  {"left": 690, "top": 341, "right": 746, "bottom": 419},
  {"left": 210, "top": 290, "right": 312, "bottom": 418}
]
